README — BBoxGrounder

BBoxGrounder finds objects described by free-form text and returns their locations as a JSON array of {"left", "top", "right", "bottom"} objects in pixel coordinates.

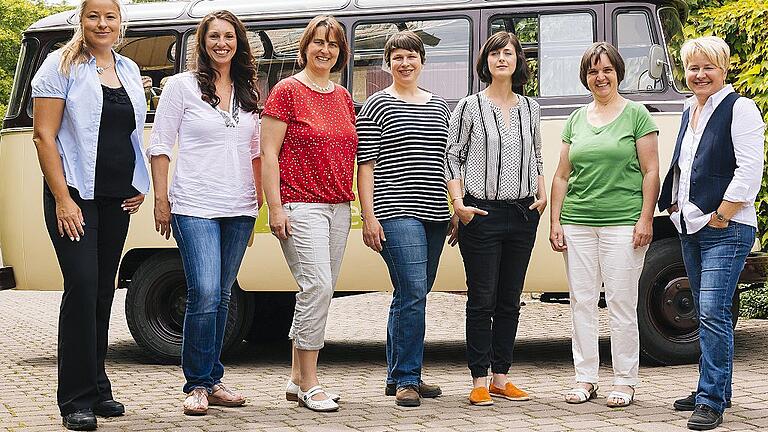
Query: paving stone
[{"left": 1, "top": 290, "right": 767, "bottom": 431}]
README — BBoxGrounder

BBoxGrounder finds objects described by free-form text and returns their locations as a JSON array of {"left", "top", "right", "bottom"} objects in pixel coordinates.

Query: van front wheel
[
  {"left": 125, "top": 251, "right": 255, "bottom": 364},
  {"left": 638, "top": 238, "right": 740, "bottom": 366}
]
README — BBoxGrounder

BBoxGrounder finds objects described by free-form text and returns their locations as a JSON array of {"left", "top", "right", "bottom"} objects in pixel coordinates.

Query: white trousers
[
  {"left": 280, "top": 202, "right": 351, "bottom": 350},
  {"left": 562, "top": 225, "right": 648, "bottom": 386}
]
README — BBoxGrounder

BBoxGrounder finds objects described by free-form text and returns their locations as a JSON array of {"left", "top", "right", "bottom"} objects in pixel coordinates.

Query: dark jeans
[
  {"left": 680, "top": 222, "right": 754, "bottom": 415},
  {"left": 379, "top": 218, "right": 448, "bottom": 388},
  {"left": 44, "top": 185, "right": 130, "bottom": 416},
  {"left": 172, "top": 214, "right": 255, "bottom": 394},
  {"left": 458, "top": 195, "right": 539, "bottom": 378}
]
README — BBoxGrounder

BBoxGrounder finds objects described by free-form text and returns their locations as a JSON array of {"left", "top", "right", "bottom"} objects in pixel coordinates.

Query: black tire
[
  {"left": 638, "top": 238, "right": 740, "bottom": 366},
  {"left": 247, "top": 292, "right": 295, "bottom": 343},
  {"left": 125, "top": 251, "right": 255, "bottom": 364}
]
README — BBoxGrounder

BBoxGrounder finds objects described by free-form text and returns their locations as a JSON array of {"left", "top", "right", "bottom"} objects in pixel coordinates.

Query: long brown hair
[
  {"left": 58, "top": 0, "right": 127, "bottom": 75},
  {"left": 192, "top": 10, "right": 259, "bottom": 113}
]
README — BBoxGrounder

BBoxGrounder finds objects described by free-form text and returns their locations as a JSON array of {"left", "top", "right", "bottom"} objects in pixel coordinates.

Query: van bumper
[
  {"left": 740, "top": 252, "right": 768, "bottom": 285},
  {"left": 0, "top": 266, "right": 15, "bottom": 290}
]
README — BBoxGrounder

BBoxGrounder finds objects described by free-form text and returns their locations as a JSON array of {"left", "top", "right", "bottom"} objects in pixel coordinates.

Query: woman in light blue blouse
[{"left": 31, "top": 0, "right": 149, "bottom": 429}]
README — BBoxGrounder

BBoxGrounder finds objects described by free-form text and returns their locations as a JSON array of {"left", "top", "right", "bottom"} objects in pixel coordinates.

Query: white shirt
[
  {"left": 147, "top": 72, "right": 260, "bottom": 218},
  {"left": 670, "top": 85, "right": 765, "bottom": 233}
]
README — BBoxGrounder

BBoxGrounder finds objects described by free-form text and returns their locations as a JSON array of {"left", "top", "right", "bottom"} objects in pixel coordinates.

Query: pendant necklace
[{"left": 96, "top": 64, "right": 114, "bottom": 75}]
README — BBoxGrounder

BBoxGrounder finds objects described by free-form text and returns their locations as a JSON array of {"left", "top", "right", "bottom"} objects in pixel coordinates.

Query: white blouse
[
  {"left": 670, "top": 85, "right": 765, "bottom": 233},
  {"left": 147, "top": 72, "right": 260, "bottom": 219}
]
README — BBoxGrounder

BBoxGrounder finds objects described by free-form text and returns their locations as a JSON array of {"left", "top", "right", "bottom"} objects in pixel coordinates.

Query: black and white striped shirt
[
  {"left": 445, "top": 92, "right": 543, "bottom": 200},
  {"left": 357, "top": 91, "right": 451, "bottom": 222}
]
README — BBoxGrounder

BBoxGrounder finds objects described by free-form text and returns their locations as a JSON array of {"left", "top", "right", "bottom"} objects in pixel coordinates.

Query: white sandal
[
  {"left": 286, "top": 380, "right": 340, "bottom": 402},
  {"left": 565, "top": 383, "right": 598, "bottom": 404},
  {"left": 606, "top": 388, "right": 634, "bottom": 408},
  {"left": 297, "top": 385, "right": 339, "bottom": 412}
]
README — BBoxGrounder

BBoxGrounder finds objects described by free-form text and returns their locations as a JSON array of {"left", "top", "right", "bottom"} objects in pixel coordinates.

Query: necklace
[
  {"left": 96, "top": 63, "right": 114, "bottom": 75},
  {"left": 304, "top": 72, "right": 333, "bottom": 92}
]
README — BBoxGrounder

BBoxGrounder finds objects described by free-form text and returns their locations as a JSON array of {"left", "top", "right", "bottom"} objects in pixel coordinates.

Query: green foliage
[
  {"left": 0, "top": 0, "right": 69, "bottom": 117},
  {"left": 740, "top": 285, "right": 768, "bottom": 319},
  {"left": 685, "top": 0, "right": 768, "bottom": 249}
]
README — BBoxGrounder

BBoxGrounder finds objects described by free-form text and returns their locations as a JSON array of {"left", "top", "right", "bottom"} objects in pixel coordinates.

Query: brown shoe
[
  {"left": 208, "top": 383, "right": 246, "bottom": 407},
  {"left": 183, "top": 388, "right": 209, "bottom": 416},
  {"left": 395, "top": 385, "right": 421, "bottom": 407},
  {"left": 385, "top": 380, "right": 442, "bottom": 398}
]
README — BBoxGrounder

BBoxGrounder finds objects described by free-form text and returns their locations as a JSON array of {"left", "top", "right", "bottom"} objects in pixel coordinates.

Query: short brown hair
[
  {"left": 383, "top": 31, "right": 426, "bottom": 68},
  {"left": 298, "top": 15, "right": 349, "bottom": 73},
  {"left": 476, "top": 32, "right": 529, "bottom": 86},
  {"left": 579, "top": 42, "right": 625, "bottom": 89}
]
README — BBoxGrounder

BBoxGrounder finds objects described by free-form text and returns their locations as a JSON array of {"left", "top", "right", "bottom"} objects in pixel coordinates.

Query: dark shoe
[
  {"left": 62, "top": 409, "right": 97, "bottom": 431},
  {"left": 687, "top": 404, "right": 723, "bottom": 430},
  {"left": 386, "top": 380, "right": 442, "bottom": 398},
  {"left": 674, "top": 392, "right": 731, "bottom": 411},
  {"left": 93, "top": 399, "right": 124, "bottom": 417},
  {"left": 395, "top": 385, "right": 421, "bottom": 407}
]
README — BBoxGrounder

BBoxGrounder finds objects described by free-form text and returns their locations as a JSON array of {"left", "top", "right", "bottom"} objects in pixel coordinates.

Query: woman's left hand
[
  {"left": 447, "top": 213, "right": 460, "bottom": 247},
  {"left": 529, "top": 197, "right": 547, "bottom": 215},
  {"left": 122, "top": 194, "right": 145, "bottom": 214},
  {"left": 633, "top": 217, "right": 653, "bottom": 248}
]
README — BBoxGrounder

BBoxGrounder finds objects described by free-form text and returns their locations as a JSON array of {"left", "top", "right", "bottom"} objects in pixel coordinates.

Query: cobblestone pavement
[{"left": 2, "top": 289, "right": 768, "bottom": 432}]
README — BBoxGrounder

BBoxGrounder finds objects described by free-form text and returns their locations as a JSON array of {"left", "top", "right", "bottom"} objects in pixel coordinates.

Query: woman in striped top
[
  {"left": 356, "top": 31, "right": 451, "bottom": 408},
  {"left": 445, "top": 31, "right": 546, "bottom": 406}
]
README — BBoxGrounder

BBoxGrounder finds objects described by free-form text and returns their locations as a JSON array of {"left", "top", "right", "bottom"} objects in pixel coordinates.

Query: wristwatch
[{"left": 714, "top": 211, "right": 729, "bottom": 223}]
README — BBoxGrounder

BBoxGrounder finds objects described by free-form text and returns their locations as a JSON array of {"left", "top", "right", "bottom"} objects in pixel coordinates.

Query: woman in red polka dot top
[{"left": 260, "top": 15, "right": 357, "bottom": 413}]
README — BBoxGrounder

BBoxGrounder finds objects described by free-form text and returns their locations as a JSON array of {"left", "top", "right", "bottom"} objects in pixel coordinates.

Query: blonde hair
[
  {"left": 680, "top": 36, "right": 730, "bottom": 73},
  {"left": 58, "top": 0, "right": 128, "bottom": 75}
]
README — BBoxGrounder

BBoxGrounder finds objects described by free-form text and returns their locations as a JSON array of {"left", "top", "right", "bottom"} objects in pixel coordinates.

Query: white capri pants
[
  {"left": 562, "top": 225, "right": 648, "bottom": 386},
  {"left": 280, "top": 202, "right": 351, "bottom": 350}
]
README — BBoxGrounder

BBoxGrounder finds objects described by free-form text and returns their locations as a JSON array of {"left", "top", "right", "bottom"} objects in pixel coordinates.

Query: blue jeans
[
  {"left": 172, "top": 214, "right": 255, "bottom": 393},
  {"left": 680, "top": 222, "right": 754, "bottom": 414},
  {"left": 379, "top": 218, "right": 448, "bottom": 388}
]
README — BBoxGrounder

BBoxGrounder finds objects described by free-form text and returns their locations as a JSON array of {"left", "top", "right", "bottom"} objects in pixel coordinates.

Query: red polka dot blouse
[{"left": 263, "top": 77, "right": 358, "bottom": 204}]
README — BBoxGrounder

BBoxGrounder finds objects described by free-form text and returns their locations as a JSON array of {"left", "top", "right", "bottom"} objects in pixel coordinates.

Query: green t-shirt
[{"left": 560, "top": 101, "right": 658, "bottom": 226}]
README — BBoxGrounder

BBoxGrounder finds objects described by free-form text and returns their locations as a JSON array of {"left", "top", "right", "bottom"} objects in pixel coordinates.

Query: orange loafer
[
  {"left": 489, "top": 382, "right": 530, "bottom": 401},
  {"left": 469, "top": 386, "right": 494, "bottom": 406}
]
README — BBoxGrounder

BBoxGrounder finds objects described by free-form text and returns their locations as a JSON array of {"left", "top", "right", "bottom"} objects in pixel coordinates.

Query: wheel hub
[{"left": 658, "top": 277, "right": 697, "bottom": 333}]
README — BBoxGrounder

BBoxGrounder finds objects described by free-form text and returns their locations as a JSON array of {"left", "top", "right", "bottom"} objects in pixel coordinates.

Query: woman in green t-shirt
[{"left": 549, "top": 42, "right": 659, "bottom": 408}]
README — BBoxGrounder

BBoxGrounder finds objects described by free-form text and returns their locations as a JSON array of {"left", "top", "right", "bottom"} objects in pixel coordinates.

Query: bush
[{"left": 740, "top": 286, "right": 768, "bottom": 319}]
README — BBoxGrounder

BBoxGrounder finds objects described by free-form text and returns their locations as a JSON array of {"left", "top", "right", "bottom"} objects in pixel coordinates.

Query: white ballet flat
[
  {"left": 297, "top": 385, "right": 339, "bottom": 412},
  {"left": 285, "top": 380, "right": 340, "bottom": 402}
]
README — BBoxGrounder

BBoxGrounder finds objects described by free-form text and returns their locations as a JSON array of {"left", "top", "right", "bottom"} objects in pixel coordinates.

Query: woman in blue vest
[{"left": 658, "top": 36, "right": 765, "bottom": 431}]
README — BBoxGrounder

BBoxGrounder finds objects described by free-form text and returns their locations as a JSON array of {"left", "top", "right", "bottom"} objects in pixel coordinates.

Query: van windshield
[{"left": 658, "top": 6, "right": 690, "bottom": 93}]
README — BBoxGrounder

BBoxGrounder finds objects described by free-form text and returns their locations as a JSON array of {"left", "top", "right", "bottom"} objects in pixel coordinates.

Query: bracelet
[{"left": 451, "top": 197, "right": 464, "bottom": 204}]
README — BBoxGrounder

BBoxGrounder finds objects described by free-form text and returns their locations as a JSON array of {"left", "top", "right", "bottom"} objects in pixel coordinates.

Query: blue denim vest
[{"left": 658, "top": 92, "right": 740, "bottom": 214}]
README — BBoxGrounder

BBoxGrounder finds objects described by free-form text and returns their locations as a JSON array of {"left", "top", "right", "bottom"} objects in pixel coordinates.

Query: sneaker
[
  {"left": 395, "top": 385, "right": 421, "bottom": 407},
  {"left": 469, "top": 386, "right": 494, "bottom": 406},
  {"left": 489, "top": 382, "right": 530, "bottom": 401},
  {"left": 674, "top": 391, "right": 731, "bottom": 411},
  {"left": 208, "top": 383, "right": 246, "bottom": 407},
  {"left": 687, "top": 404, "right": 723, "bottom": 430},
  {"left": 62, "top": 409, "right": 97, "bottom": 431},
  {"left": 385, "top": 380, "right": 442, "bottom": 398}
]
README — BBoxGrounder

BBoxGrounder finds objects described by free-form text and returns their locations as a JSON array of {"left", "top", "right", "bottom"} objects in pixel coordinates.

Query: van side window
[
  {"left": 184, "top": 27, "right": 343, "bottom": 109},
  {"left": 352, "top": 18, "right": 471, "bottom": 103},
  {"left": 6, "top": 38, "right": 39, "bottom": 120},
  {"left": 616, "top": 11, "right": 660, "bottom": 92},
  {"left": 491, "top": 12, "right": 594, "bottom": 97},
  {"left": 117, "top": 34, "right": 177, "bottom": 112}
]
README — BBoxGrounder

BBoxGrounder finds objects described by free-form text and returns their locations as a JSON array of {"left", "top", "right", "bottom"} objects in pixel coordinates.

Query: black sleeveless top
[{"left": 94, "top": 85, "right": 140, "bottom": 199}]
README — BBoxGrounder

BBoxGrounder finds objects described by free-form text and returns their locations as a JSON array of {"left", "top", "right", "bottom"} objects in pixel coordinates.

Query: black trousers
[
  {"left": 458, "top": 195, "right": 539, "bottom": 378},
  {"left": 43, "top": 185, "right": 130, "bottom": 416}
]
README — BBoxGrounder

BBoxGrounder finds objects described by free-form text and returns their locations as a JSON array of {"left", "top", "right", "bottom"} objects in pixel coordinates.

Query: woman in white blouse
[
  {"left": 658, "top": 36, "right": 765, "bottom": 431},
  {"left": 147, "top": 10, "right": 262, "bottom": 416}
]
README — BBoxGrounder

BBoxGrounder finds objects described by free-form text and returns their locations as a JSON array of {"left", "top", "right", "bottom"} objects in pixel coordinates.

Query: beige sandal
[
  {"left": 208, "top": 383, "right": 246, "bottom": 407},
  {"left": 607, "top": 387, "right": 635, "bottom": 408},
  {"left": 183, "top": 387, "right": 209, "bottom": 415}
]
